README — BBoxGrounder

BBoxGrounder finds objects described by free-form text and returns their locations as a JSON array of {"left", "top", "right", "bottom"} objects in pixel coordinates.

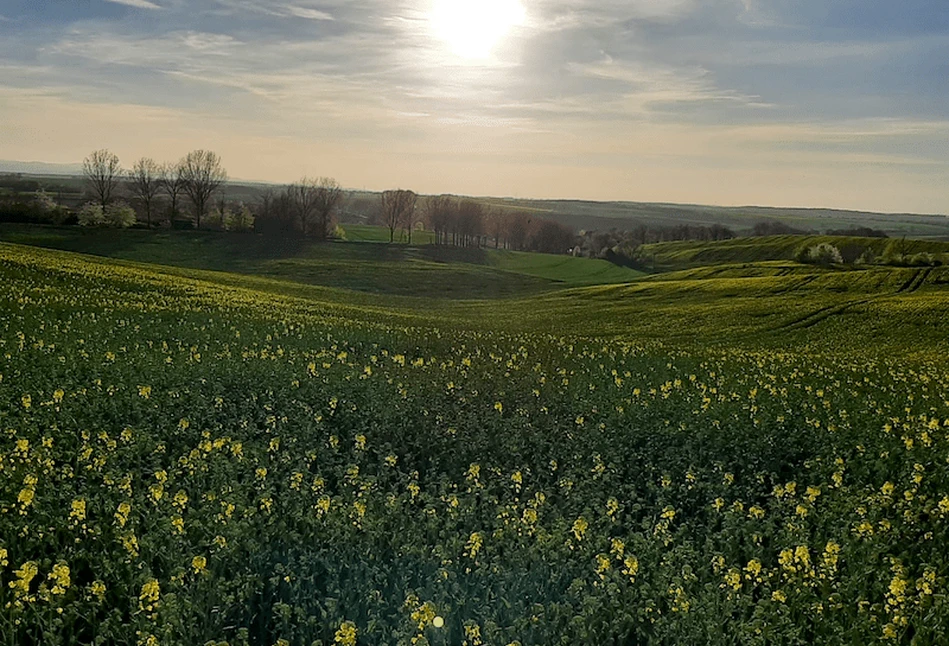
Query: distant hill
[
  {"left": 479, "top": 198, "right": 949, "bottom": 239},
  {"left": 0, "top": 160, "right": 85, "bottom": 175}
]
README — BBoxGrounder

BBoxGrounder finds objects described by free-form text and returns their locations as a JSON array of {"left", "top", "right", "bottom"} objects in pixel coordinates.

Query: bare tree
[
  {"left": 530, "top": 219, "right": 575, "bottom": 253},
  {"left": 380, "top": 189, "right": 417, "bottom": 243},
  {"left": 287, "top": 178, "right": 319, "bottom": 237},
  {"left": 254, "top": 187, "right": 295, "bottom": 236},
  {"left": 484, "top": 207, "right": 506, "bottom": 249},
  {"left": 506, "top": 213, "right": 531, "bottom": 251},
  {"left": 180, "top": 150, "right": 227, "bottom": 228},
  {"left": 422, "top": 195, "right": 456, "bottom": 245},
  {"left": 312, "top": 177, "right": 343, "bottom": 241},
  {"left": 403, "top": 194, "right": 420, "bottom": 244},
  {"left": 83, "top": 149, "right": 122, "bottom": 209},
  {"left": 128, "top": 157, "right": 161, "bottom": 228},
  {"left": 158, "top": 161, "right": 187, "bottom": 223},
  {"left": 457, "top": 199, "right": 485, "bottom": 248}
]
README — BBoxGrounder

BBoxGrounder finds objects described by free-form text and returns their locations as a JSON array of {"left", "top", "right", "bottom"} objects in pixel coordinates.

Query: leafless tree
[
  {"left": 287, "top": 177, "right": 342, "bottom": 239},
  {"left": 287, "top": 178, "right": 317, "bottom": 237},
  {"left": 128, "top": 157, "right": 161, "bottom": 228},
  {"left": 380, "top": 189, "right": 417, "bottom": 243},
  {"left": 158, "top": 161, "right": 187, "bottom": 222},
  {"left": 422, "top": 195, "right": 456, "bottom": 245},
  {"left": 180, "top": 150, "right": 227, "bottom": 228},
  {"left": 311, "top": 177, "right": 343, "bottom": 240},
  {"left": 506, "top": 213, "right": 531, "bottom": 251},
  {"left": 484, "top": 207, "right": 506, "bottom": 249},
  {"left": 83, "top": 149, "right": 122, "bottom": 209},
  {"left": 530, "top": 219, "right": 576, "bottom": 254},
  {"left": 253, "top": 187, "right": 295, "bottom": 236},
  {"left": 457, "top": 199, "right": 485, "bottom": 248}
]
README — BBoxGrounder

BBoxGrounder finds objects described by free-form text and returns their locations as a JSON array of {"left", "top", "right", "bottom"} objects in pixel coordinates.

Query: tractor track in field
[
  {"left": 772, "top": 267, "right": 937, "bottom": 334},
  {"left": 896, "top": 267, "right": 932, "bottom": 294},
  {"left": 771, "top": 275, "right": 817, "bottom": 295},
  {"left": 773, "top": 298, "right": 875, "bottom": 332}
]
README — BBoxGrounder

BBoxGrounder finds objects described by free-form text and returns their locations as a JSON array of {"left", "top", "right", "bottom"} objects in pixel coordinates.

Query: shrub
[
  {"left": 225, "top": 205, "right": 255, "bottom": 232},
  {"left": 78, "top": 203, "right": 105, "bottom": 227},
  {"left": 797, "top": 243, "right": 843, "bottom": 266},
  {"left": 204, "top": 208, "right": 227, "bottom": 231},
  {"left": 105, "top": 202, "right": 137, "bottom": 228},
  {"left": 855, "top": 247, "right": 877, "bottom": 265},
  {"left": 31, "top": 189, "right": 57, "bottom": 217},
  {"left": 908, "top": 252, "right": 936, "bottom": 267}
]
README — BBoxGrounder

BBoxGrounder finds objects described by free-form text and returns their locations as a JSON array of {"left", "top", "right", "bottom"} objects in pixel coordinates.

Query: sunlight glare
[{"left": 431, "top": 0, "right": 526, "bottom": 60}]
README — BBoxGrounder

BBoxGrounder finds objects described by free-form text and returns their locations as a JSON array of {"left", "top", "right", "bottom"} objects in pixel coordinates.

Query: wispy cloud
[
  {"left": 285, "top": 6, "right": 334, "bottom": 21},
  {"left": 103, "top": 0, "right": 163, "bottom": 9}
]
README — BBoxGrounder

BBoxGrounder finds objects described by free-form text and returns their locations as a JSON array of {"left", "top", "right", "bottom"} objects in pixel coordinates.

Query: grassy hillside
[
  {"left": 483, "top": 198, "right": 949, "bottom": 238},
  {"left": 2, "top": 243, "right": 949, "bottom": 645},
  {"left": 641, "top": 235, "right": 949, "bottom": 271},
  {"left": 486, "top": 249, "right": 643, "bottom": 285},
  {"left": 340, "top": 223, "right": 436, "bottom": 245},
  {"left": 0, "top": 224, "right": 642, "bottom": 299}
]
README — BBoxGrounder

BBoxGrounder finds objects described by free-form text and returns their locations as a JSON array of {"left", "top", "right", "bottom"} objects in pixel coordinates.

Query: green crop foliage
[{"left": 1, "top": 243, "right": 948, "bottom": 644}]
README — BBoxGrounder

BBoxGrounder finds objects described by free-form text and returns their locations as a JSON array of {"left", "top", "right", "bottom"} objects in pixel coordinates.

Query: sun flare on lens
[{"left": 431, "top": 0, "right": 526, "bottom": 60}]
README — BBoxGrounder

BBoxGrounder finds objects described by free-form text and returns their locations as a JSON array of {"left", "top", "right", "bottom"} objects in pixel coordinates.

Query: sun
[{"left": 430, "top": 0, "right": 526, "bottom": 60}]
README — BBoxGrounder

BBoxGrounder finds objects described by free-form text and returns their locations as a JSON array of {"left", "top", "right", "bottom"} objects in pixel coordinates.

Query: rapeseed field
[{"left": 1, "top": 244, "right": 947, "bottom": 644}]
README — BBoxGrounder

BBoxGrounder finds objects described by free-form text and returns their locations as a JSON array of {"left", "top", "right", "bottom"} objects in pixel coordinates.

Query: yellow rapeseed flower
[
  {"left": 595, "top": 553, "right": 611, "bottom": 576},
  {"left": 724, "top": 568, "right": 742, "bottom": 591},
  {"left": 623, "top": 555, "right": 639, "bottom": 581},
  {"left": 191, "top": 555, "right": 207, "bottom": 574},
  {"left": 49, "top": 561, "right": 70, "bottom": 595},
  {"left": 745, "top": 559, "right": 763, "bottom": 582},
  {"left": 17, "top": 487, "right": 35, "bottom": 509},
  {"left": 334, "top": 620, "right": 357, "bottom": 646},
  {"left": 139, "top": 578, "right": 160, "bottom": 609},
  {"left": 9, "top": 561, "right": 38, "bottom": 598},
  {"left": 70, "top": 498, "right": 86, "bottom": 521}
]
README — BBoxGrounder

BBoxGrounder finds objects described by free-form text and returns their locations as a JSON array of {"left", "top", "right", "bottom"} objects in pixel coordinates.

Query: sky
[{"left": 0, "top": 0, "right": 947, "bottom": 213}]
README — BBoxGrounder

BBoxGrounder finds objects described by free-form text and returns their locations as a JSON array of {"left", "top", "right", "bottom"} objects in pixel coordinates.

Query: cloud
[
  {"left": 285, "top": 6, "right": 334, "bottom": 21},
  {"left": 103, "top": 0, "right": 163, "bottom": 9}
]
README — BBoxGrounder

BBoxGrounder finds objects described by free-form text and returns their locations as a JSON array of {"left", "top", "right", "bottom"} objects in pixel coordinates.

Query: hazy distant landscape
[{"left": 5, "top": 161, "right": 948, "bottom": 239}]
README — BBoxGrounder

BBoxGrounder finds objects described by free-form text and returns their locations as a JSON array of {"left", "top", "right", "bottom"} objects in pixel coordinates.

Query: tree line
[
  {"left": 365, "top": 192, "right": 576, "bottom": 254},
  {"left": 2, "top": 148, "right": 579, "bottom": 252},
  {"left": 80, "top": 149, "right": 230, "bottom": 230}
]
